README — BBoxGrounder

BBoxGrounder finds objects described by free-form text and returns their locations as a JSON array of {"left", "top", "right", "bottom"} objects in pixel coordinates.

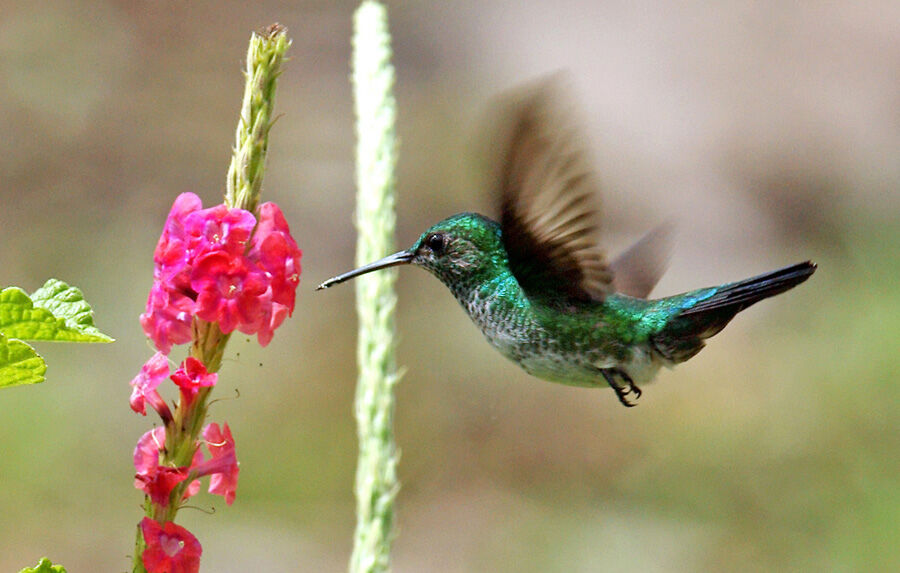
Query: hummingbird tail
[{"left": 652, "top": 261, "right": 816, "bottom": 363}]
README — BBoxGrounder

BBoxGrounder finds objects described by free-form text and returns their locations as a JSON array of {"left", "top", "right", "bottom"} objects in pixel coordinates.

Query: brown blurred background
[{"left": 1, "top": 1, "right": 897, "bottom": 571}]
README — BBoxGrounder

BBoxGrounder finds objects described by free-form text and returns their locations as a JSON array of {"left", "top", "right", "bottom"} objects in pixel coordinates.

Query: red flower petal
[
  {"left": 129, "top": 353, "right": 170, "bottom": 415},
  {"left": 140, "top": 518, "right": 202, "bottom": 573},
  {"left": 196, "top": 422, "right": 239, "bottom": 505}
]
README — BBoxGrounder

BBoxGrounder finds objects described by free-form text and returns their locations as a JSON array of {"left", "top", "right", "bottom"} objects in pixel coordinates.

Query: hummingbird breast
[{"left": 448, "top": 272, "right": 666, "bottom": 389}]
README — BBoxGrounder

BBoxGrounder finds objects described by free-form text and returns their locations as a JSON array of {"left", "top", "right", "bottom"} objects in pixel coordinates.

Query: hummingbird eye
[{"left": 425, "top": 233, "right": 446, "bottom": 255}]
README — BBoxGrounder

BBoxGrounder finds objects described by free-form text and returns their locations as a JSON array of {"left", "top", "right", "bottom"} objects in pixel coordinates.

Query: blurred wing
[
  {"left": 610, "top": 222, "right": 675, "bottom": 298},
  {"left": 494, "top": 78, "right": 612, "bottom": 303}
]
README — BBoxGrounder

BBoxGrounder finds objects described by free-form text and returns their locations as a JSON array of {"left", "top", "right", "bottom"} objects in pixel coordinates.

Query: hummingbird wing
[
  {"left": 495, "top": 79, "right": 613, "bottom": 303},
  {"left": 610, "top": 222, "right": 675, "bottom": 299}
]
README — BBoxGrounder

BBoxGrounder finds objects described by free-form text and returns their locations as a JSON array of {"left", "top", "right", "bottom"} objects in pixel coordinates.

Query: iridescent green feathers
[{"left": 651, "top": 261, "right": 816, "bottom": 363}]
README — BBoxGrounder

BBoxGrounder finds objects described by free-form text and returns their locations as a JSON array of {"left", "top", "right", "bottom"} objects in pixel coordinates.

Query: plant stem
[{"left": 349, "top": 3, "right": 401, "bottom": 573}]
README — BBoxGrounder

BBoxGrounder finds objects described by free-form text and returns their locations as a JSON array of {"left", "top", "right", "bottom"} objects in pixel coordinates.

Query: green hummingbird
[{"left": 317, "top": 80, "right": 816, "bottom": 407}]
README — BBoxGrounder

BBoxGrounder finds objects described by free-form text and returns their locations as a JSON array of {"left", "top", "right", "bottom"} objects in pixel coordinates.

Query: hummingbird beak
[{"left": 316, "top": 249, "right": 415, "bottom": 290}]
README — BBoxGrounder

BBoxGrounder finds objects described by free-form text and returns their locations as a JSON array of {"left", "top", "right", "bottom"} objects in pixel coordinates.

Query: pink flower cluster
[
  {"left": 141, "top": 192, "right": 302, "bottom": 352},
  {"left": 129, "top": 353, "right": 220, "bottom": 421},
  {"left": 130, "top": 353, "right": 239, "bottom": 573},
  {"left": 131, "top": 193, "right": 299, "bottom": 573},
  {"left": 133, "top": 418, "right": 239, "bottom": 509}
]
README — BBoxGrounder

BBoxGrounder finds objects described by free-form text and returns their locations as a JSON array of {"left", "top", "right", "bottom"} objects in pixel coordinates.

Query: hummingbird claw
[{"left": 599, "top": 368, "right": 642, "bottom": 407}]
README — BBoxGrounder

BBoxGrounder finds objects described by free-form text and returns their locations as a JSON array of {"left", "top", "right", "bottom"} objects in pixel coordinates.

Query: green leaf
[
  {"left": 0, "top": 279, "right": 113, "bottom": 342},
  {"left": 18, "top": 557, "right": 67, "bottom": 573},
  {"left": 0, "top": 332, "right": 46, "bottom": 388}
]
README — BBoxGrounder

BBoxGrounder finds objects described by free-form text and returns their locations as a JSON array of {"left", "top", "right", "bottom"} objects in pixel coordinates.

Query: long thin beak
[{"left": 316, "top": 250, "right": 415, "bottom": 290}]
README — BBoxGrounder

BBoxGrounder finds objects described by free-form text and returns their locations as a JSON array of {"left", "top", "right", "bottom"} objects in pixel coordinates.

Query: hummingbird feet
[{"left": 599, "top": 368, "right": 642, "bottom": 407}]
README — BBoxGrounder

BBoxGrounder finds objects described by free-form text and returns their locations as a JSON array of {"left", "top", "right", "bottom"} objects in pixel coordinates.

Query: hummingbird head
[
  {"left": 316, "top": 212, "right": 506, "bottom": 291},
  {"left": 409, "top": 213, "right": 506, "bottom": 287}
]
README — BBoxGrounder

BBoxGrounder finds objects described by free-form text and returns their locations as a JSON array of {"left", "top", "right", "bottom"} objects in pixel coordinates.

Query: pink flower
[
  {"left": 140, "top": 517, "right": 202, "bottom": 573},
  {"left": 130, "top": 352, "right": 172, "bottom": 422},
  {"left": 191, "top": 252, "right": 272, "bottom": 336},
  {"left": 250, "top": 202, "right": 303, "bottom": 313},
  {"left": 255, "top": 302, "right": 290, "bottom": 347},
  {"left": 134, "top": 428, "right": 202, "bottom": 507},
  {"left": 158, "top": 193, "right": 203, "bottom": 244},
  {"left": 153, "top": 193, "right": 203, "bottom": 283},
  {"left": 143, "top": 195, "right": 302, "bottom": 351},
  {"left": 134, "top": 427, "right": 166, "bottom": 475},
  {"left": 134, "top": 428, "right": 189, "bottom": 507},
  {"left": 141, "top": 282, "right": 195, "bottom": 354},
  {"left": 170, "top": 358, "right": 217, "bottom": 407},
  {"left": 136, "top": 467, "right": 190, "bottom": 507},
  {"left": 193, "top": 423, "right": 239, "bottom": 505},
  {"left": 183, "top": 204, "right": 256, "bottom": 257}
]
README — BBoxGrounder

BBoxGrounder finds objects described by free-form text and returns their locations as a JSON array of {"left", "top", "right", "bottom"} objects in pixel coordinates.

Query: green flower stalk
[
  {"left": 226, "top": 23, "right": 291, "bottom": 214},
  {"left": 350, "top": 3, "right": 401, "bottom": 572}
]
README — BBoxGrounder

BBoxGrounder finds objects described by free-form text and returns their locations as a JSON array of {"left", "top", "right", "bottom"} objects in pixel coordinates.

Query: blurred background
[{"left": 0, "top": 1, "right": 897, "bottom": 571}]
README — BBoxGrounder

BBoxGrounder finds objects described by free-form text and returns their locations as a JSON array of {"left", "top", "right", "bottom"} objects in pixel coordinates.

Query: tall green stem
[{"left": 350, "top": 3, "right": 401, "bottom": 572}]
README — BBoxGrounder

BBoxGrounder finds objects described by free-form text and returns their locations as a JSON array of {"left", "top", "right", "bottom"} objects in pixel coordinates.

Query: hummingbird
[{"left": 317, "top": 80, "right": 816, "bottom": 407}]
